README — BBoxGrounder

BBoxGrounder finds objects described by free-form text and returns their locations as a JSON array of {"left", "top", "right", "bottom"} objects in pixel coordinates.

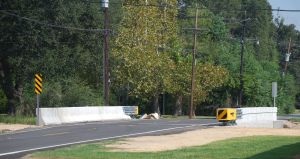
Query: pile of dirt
[
  {"left": 106, "top": 126, "right": 300, "bottom": 152},
  {"left": 0, "top": 123, "right": 36, "bottom": 133},
  {"left": 284, "top": 120, "right": 300, "bottom": 129}
]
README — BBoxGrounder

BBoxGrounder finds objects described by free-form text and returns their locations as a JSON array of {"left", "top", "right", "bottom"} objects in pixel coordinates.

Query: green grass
[
  {"left": 0, "top": 114, "right": 35, "bottom": 125},
  {"left": 289, "top": 118, "right": 300, "bottom": 123},
  {"left": 294, "top": 109, "right": 300, "bottom": 114},
  {"left": 31, "top": 136, "right": 300, "bottom": 159}
]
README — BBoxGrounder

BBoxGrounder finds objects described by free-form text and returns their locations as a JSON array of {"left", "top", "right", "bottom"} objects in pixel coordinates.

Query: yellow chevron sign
[
  {"left": 217, "top": 108, "right": 236, "bottom": 121},
  {"left": 35, "top": 74, "right": 43, "bottom": 95}
]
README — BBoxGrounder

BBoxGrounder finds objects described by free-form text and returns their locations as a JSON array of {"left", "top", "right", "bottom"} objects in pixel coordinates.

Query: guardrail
[
  {"left": 236, "top": 107, "right": 277, "bottom": 128},
  {"left": 38, "top": 106, "right": 137, "bottom": 126}
]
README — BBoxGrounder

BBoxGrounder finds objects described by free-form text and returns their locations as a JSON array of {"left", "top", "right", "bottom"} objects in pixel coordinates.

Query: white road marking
[
  {"left": 132, "top": 123, "right": 205, "bottom": 126},
  {"left": 0, "top": 123, "right": 217, "bottom": 157}
]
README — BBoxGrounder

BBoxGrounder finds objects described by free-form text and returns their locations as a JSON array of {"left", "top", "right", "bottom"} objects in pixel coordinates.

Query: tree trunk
[
  {"left": 15, "top": 78, "right": 24, "bottom": 115},
  {"left": 189, "top": 100, "right": 196, "bottom": 119},
  {"left": 0, "top": 57, "right": 18, "bottom": 115},
  {"left": 192, "top": 106, "right": 196, "bottom": 118},
  {"left": 152, "top": 94, "right": 160, "bottom": 115},
  {"left": 174, "top": 93, "right": 183, "bottom": 116}
]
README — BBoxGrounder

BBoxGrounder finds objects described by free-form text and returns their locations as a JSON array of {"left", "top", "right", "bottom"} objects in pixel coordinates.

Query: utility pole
[
  {"left": 102, "top": 0, "right": 110, "bottom": 105},
  {"left": 239, "top": 10, "right": 246, "bottom": 107},
  {"left": 189, "top": 6, "right": 198, "bottom": 119},
  {"left": 284, "top": 37, "right": 292, "bottom": 75}
]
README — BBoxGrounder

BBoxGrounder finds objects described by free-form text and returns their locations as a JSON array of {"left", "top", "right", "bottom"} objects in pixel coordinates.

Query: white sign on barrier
[
  {"left": 272, "top": 82, "right": 277, "bottom": 97},
  {"left": 272, "top": 82, "right": 277, "bottom": 107}
]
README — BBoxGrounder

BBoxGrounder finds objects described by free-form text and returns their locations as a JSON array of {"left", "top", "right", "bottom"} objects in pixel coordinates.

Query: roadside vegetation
[
  {"left": 289, "top": 118, "right": 300, "bottom": 123},
  {"left": 1, "top": 0, "right": 300, "bottom": 117},
  {"left": 30, "top": 136, "right": 300, "bottom": 159},
  {"left": 0, "top": 115, "right": 35, "bottom": 125}
]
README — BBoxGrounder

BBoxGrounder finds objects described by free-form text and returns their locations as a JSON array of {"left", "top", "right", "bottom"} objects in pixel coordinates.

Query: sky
[{"left": 268, "top": 0, "right": 300, "bottom": 31}]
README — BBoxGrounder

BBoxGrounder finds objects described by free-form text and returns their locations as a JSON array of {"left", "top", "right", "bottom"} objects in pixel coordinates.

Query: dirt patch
[
  {"left": 284, "top": 120, "right": 300, "bottom": 129},
  {"left": 0, "top": 123, "right": 36, "bottom": 133},
  {"left": 106, "top": 126, "right": 300, "bottom": 152}
]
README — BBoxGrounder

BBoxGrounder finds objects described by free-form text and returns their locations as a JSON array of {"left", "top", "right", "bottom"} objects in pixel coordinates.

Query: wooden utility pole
[
  {"left": 189, "top": 6, "right": 198, "bottom": 119},
  {"left": 284, "top": 37, "right": 292, "bottom": 75},
  {"left": 102, "top": 0, "right": 110, "bottom": 105},
  {"left": 239, "top": 10, "right": 246, "bottom": 107}
]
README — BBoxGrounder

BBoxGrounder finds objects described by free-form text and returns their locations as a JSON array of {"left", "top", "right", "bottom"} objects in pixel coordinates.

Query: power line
[
  {"left": 2, "top": 2, "right": 300, "bottom": 12},
  {"left": 0, "top": 10, "right": 108, "bottom": 32}
]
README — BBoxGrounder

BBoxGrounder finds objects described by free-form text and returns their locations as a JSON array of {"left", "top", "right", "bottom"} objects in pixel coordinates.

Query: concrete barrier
[
  {"left": 236, "top": 107, "right": 278, "bottom": 128},
  {"left": 38, "top": 106, "right": 131, "bottom": 126}
]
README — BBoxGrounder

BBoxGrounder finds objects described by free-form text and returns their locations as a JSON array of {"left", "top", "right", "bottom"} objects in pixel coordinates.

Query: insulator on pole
[
  {"left": 102, "top": 0, "right": 109, "bottom": 8},
  {"left": 285, "top": 53, "right": 291, "bottom": 62}
]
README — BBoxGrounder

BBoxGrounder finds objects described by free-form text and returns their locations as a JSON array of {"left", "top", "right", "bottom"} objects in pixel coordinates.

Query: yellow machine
[{"left": 216, "top": 108, "right": 237, "bottom": 123}]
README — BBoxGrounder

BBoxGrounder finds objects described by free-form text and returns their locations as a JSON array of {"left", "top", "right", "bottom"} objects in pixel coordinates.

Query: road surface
[
  {"left": 278, "top": 114, "right": 300, "bottom": 120},
  {"left": 0, "top": 118, "right": 217, "bottom": 159}
]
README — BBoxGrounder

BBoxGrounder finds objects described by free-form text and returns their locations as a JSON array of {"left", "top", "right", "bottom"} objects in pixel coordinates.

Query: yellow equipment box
[{"left": 217, "top": 108, "right": 236, "bottom": 122}]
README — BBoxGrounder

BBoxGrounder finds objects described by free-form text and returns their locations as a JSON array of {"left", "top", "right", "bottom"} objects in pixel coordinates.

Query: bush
[
  {"left": 40, "top": 78, "right": 103, "bottom": 107},
  {"left": 0, "top": 89, "right": 7, "bottom": 113}
]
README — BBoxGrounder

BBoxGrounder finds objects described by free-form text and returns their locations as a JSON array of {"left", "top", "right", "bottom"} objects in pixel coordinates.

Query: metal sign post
[
  {"left": 35, "top": 74, "right": 43, "bottom": 126},
  {"left": 272, "top": 82, "right": 277, "bottom": 107},
  {"left": 36, "top": 94, "right": 40, "bottom": 125}
]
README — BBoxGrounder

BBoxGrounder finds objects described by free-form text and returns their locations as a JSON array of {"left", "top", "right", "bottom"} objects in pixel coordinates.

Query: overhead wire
[
  {"left": 1, "top": 1, "right": 300, "bottom": 12},
  {"left": 1, "top": 2, "right": 299, "bottom": 46},
  {"left": 0, "top": 10, "right": 107, "bottom": 32}
]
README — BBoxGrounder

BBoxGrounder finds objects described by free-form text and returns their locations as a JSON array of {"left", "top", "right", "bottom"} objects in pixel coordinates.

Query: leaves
[{"left": 112, "top": 0, "right": 178, "bottom": 100}]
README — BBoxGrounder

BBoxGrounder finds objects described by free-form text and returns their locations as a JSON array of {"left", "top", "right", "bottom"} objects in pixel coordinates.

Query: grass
[
  {"left": 289, "top": 118, "right": 300, "bottom": 123},
  {"left": 294, "top": 109, "right": 300, "bottom": 114},
  {"left": 31, "top": 136, "right": 300, "bottom": 159},
  {"left": 0, "top": 114, "right": 35, "bottom": 125}
]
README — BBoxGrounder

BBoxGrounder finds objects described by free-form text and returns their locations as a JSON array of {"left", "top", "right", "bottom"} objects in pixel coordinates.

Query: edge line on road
[{"left": 0, "top": 123, "right": 217, "bottom": 157}]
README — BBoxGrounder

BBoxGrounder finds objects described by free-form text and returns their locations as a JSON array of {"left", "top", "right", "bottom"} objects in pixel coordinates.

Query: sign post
[
  {"left": 272, "top": 82, "right": 277, "bottom": 107},
  {"left": 35, "top": 74, "right": 43, "bottom": 126}
]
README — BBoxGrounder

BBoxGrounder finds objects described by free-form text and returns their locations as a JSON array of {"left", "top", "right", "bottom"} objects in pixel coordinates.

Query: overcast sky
[{"left": 268, "top": 0, "right": 300, "bottom": 31}]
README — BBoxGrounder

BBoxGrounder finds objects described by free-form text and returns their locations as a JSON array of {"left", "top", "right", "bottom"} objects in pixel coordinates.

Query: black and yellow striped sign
[
  {"left": 217, "top": 108, "right": 236, "bottom": 121},
  {"left": 218, "top": 109, "right": 227, "bottom": 120},
  {"left": 35, "top": 74, "right": 43, "bottom": 95}
]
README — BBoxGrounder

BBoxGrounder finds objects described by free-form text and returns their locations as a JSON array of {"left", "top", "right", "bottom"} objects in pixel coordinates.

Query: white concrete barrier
[
  {"left": 38, "top": 106, "right": 131, "bottom": 125},
  {"left": 236, "top": 107, "right": 277, "bottom": 128}
]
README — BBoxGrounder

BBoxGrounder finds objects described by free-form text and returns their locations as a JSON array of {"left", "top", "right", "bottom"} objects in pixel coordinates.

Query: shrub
[{"left": 0, "top": 89, "right": 7, "bottom": 113}]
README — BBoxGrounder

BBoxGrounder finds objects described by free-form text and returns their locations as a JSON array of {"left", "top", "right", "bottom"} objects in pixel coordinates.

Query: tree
[
  {"left": 0, "top": 0, "right": 113, "bottom": 115},
  {"left": 112, "top": 0, "right": 178, "bottom": 114}
]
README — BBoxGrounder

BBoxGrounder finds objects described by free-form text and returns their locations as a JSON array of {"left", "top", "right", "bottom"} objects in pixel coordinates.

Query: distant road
[
  {"left": 0, "top": 119, "right": 217, "bottom": 159},
  {"left": 278, "top": 114, "right": 300, "bottom": 120}
]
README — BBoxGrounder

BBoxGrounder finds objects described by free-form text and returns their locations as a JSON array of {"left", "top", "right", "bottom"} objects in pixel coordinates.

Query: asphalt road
[
  {"left": 278, "top": 114, "right": 300, "bottom": 120},
  {"left": 0, "top": 118, "right": 217, "bottom": 159}
]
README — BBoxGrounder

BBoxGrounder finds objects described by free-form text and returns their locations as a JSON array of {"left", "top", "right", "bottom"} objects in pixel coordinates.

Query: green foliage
[
  {"left": 277, "top": 75, "right": 297, "bottom": 114},
  {"left": 0, "top": 89, "right": 7, "bottom": 113},
  {"left": 0, "top": 0, "right": 115, "bottom": 114},
  {"left": 275, "top": 19, "right": 300, "bottom": 109},
  {"left": 194, "top": 64, "right": 229, "bottom": 103},
  {"left": 289, "top": 118, "right": 300, "bottom": 123},
  {"left": 209, "top": 16, "right": 228, "bottom": 41},
  {"left": 41, "top": 78, "right": 102, "bottom": 108},
  {"left": 0, "top": 115, "right": 35, "bottom": 125},
  {"left": 112, "top": 0, "right": 178, "bottom": 101},
  {"left": 1, "top": 0, "right": 299, "bottom": 115}
]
